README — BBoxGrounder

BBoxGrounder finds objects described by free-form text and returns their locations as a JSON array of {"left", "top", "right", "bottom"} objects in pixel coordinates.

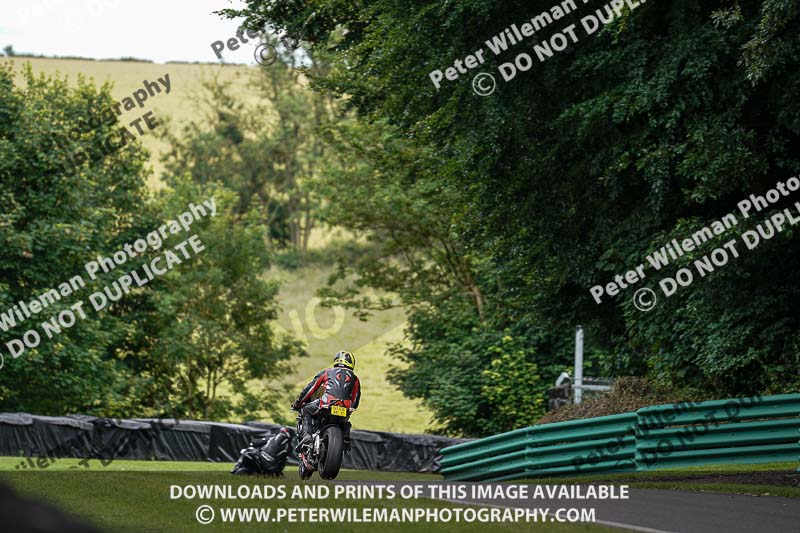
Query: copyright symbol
[
  {"left": 254, "top": 43, "right": 277, "bottom": 66},
  {"left": 196, "top": 505, "right": 215, "bottom": 525},
  {"left": 633, "top": 288, "right": 657, "bottom": 312},
  {"left": 0, "top": 352, "right": 4, "bottom": 370},
  {"left": 472, "top": 73, "right": 496, "bottom": 96}
]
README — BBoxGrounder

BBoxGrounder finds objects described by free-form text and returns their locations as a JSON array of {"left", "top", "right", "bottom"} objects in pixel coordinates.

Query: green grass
[
  {"left": 5, "top": 459, "right": 793, "bottom": 533},
  {"left": 623, "top": 481, "right": 799, "bottom": 498},
  {"left": 0, "top": 457, "right": 441, "bottom": 479},
  {"left": 211, "top": 263, "right": 434, "bottom": 433},
  {"left": 518, "top": 462, "right": 800, "bottom": 499},
  {"left": 0, "top": 456, "right": 233, "bottom": 473},
  {"left": 523, "top": 460, "right": 799, "bottom": 480},
  {"left": 0, "top": 459, "right": 612, "bottom": 533}
]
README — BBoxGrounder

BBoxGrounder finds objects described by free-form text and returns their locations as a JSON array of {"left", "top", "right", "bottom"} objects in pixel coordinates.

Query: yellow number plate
[{"left": 330, "top": 405, "right": 347, "bottom": 417}]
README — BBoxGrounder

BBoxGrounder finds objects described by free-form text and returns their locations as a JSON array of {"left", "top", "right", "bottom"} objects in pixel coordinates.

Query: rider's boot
[
  {"left": 295, "top": 431, "right": 312, "bottom": 453},
  {"left": 295, "top": 411, "right": 314, "bottom": 451}
]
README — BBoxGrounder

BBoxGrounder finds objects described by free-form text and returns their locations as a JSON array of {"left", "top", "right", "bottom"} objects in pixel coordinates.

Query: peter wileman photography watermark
[
  {"left": 570, "top": 394, "right": 764, "bottom": 472},
  {"left": 0, "top": 198, "right": 217, "bottom": 370},
  {"left": 56, "top": 73, "right": 171, "bottom": 178},
  {"left": 589, "top": 175, "right": 800, "bottom": 311},
  {"left": 176, "top": 483, "right": 611, "bottom": 525},
  {"left": 428, "top": 0, "right": 648, "bottom": 96},
  {"left": 209, "top": 27, "right": 299, "bottom": 66}
]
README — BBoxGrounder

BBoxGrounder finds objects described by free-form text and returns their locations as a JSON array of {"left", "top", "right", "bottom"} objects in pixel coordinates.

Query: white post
[{"left": 574, "top": 325, "right": 584, "bottom": 405}]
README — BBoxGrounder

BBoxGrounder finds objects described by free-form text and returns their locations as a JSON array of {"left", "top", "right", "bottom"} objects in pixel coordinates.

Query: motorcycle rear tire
[{"left": 319, "top": 426, "right": 343, "bottom": 480}]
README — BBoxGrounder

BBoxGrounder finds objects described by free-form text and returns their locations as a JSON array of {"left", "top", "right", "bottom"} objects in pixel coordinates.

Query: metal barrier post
[{"left": 575, "top": 326, "right": 584, "bottom": 405}]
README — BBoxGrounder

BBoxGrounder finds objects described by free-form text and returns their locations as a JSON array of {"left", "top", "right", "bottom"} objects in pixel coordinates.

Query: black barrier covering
[
  {"left": 375, "top": 431, "right": 462, "bottom": 472},
  {"left": 1, "top": 413, "right": 466, "bottom": 472},
  {"left": 132, "top": 418, "right": 211, "bottom": 462},
  {"left": 346, "top": 430, "right": 384, "bottom": 470},
  {"left": 68, "top": 415, "right": 153, "bottom": 460},
  {"left": 0, "top": 413, "right": 35, "bottom": 457},
  {"left": 205, "top": 422, "right": 267, "bottom": 462},
  {"left": 0, "top": 413, "right": 93, "bottom": 459},
  {"left": 33, "top": 415, "right": 93, "bottom": 458}
]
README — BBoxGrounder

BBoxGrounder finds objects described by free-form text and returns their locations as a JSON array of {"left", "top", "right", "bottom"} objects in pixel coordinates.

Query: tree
[
  {"left": 0, "top": 63, "right": 301, "bottom": 421},
  {"left": 312, "top": 118, "right": 564, "bottom": 435},
  {"left": 0, "top": 63, "right": 151, "bottom": 413},
  {"left": 160, "top": 37, "right": 338, "bottom": 256},
  {"left": 144, "top": 178, "right": 304, "bottom": 420},
  {"left": 224, "top": 1, "right": 800, "bottom": 434}
]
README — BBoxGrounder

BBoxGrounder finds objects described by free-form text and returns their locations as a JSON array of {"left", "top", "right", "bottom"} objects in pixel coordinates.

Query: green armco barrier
[
  {"left": 440, "top": 393, "right": 800, "bottom": 481},
  {"left": 441, "top": 412, "right": 637, "bottom": 481},
  {"left": 637, "top": 393, "right": 800, "bottom": 428},
  {"left": 635, "top": 393, "right": 800, "bottom": 470},
  {"left": 439, "top": 426, "right": 533, "bottom": 468}
]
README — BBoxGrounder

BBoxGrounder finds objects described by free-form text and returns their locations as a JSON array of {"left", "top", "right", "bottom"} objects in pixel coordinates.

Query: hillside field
[
  {"left": 2, "top": 57, "right": 434, "bottom": 434},
  {"left": 1, "top": 56, "right": 256, "bottom": 188}
]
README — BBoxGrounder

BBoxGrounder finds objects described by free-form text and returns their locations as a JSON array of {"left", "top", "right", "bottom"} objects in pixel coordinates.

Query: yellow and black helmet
[{"left": 333, "top": 350, "right": 356, "bottom": 370}]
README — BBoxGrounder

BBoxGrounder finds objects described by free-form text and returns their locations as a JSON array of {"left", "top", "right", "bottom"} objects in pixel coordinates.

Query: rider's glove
[{"left": 291, "top": 401, "right": 301, "bottom": 411}]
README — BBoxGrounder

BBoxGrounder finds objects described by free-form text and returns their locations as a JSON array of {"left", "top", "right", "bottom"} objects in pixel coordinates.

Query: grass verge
[
  {"left": 519, "top": 462, "right": 800, "bottom": 498},
  {"left": 0, "top": 459, "right": 611, "bottom": 533}
]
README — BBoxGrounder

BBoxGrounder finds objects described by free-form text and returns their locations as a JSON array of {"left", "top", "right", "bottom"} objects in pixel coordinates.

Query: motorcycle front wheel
[{"left": 318, "top": 425, "right": 343, "bottom": 480}]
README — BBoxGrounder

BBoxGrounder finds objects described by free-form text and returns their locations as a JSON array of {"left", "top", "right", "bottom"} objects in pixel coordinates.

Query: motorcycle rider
[
  {"left": 230, "top": 427, "right": 292, "bottom": 476},
  {"left": 291, "top": 350, "right": 361, "bottom": 449}
]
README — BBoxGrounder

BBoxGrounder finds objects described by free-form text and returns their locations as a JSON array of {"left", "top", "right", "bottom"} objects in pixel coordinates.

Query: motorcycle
[
  {"left": 230, "top": 445, "right": 283, "bottom": 477},
  {"left": 293, "top": 402, "right": 352, "bottom": 480}
]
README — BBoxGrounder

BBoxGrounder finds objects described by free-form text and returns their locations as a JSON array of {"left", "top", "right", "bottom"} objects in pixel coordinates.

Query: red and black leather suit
[{"left": 294, "top": 366, "right": 361, "bottom": 441}]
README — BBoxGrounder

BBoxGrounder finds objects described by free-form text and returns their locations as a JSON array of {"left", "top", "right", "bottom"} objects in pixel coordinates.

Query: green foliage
[
  {"left": 110, "top": 57, "right": 153, "bottom": 63},
  {"left": 0, "top": 63, "right": 151, "bottom": 413},
  {"left": 226, "top": 0, "right": 800, "bottom": 437},
  {"left": 160, "top": 37, "right": 338, "bottom": 255},
  {"left": 274, "top": 248, "right": 304, "bottom": 270},
  {"left": 144, "top": 178, "right": 305, "bottom": 420},
  {"left": 386, "top": 301, "right": 568, "bottom": 436},
  {"left": 537, "top": 377, "right": 694, "bottom": 424},
  {"left": 740, "top": 0, "right": 800, "bottom": 82},
  {"left": 481, "top": 335, "right": 545, "bottom": 430},
  {"left": 386, "top": 304, "right": 486, "bottom": 436},
  {"left": 0, "top": 63, "right": 298, "bottom": 420},
  {"left": 314, "top": 117, "right": 486, "bottom": 318}
]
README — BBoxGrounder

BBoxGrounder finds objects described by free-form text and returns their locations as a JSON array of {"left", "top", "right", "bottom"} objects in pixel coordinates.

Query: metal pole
[{"left": 574, "top": 325, "right": 584, "bottom": 405}]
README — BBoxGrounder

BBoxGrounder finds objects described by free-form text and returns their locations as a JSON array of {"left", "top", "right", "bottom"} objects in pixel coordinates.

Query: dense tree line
[
  {"left": 224, "top": 0, "right": 800, "bottom": 435},
  {"left": 4, "top": 0, "right": 799, "bottom": 437}
]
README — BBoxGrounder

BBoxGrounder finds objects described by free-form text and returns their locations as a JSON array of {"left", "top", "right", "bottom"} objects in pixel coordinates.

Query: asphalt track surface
[{"left": 439, "top": 486, "right": 800, "bottom": 533}]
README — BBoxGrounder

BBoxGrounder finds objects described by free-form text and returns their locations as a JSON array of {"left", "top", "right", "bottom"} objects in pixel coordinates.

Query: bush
[
  {"left": 274, "top": 248, "right": 303, "bottom": 270},
  {"left": 536, "top": 377, "right": 701, "bottom": 424}
]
